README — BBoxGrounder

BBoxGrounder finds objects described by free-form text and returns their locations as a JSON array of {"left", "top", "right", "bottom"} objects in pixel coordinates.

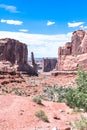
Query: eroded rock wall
[
  {"left": 42, "top": 58, "right": 57, "bottom": 72},
  {"left": 58, "top": 30, "right": 87, "bottom": 71},
  {"left": 0, "top": 38, "right": 37, "bottom": 75}
]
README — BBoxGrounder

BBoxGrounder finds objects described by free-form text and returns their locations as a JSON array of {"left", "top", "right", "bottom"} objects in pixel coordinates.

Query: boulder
[{"left": 58, "top": 30, "right": 87, "bottom": 71}]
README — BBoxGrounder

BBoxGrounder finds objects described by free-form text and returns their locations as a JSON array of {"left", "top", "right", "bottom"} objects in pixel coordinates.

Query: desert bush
[
  {"left": 71, "top": 115, "right": 87, "bottom": 130},
  {"left": 42, "top": 67, "right": 87, "bottom": 111},
  {"left": 76, "top": 66, "right": 87, "bottom": 93},
  {"left": 42, "top": 85, "right": 70, "bottom": 102},
  {"left": 35, "top": 110, "right": 49, "bottom": 122},
  {"left": 64, "top": 89, "right": 87, "bottom": 111},
  {"left": 33, "top": 95, "right": 42, "bottom": 104},
  {"left": 64, "top": 67, "right": 87, "bottom": 111},
  {"left": 14, "top": 89, "right": 23, "bottom": 96}
]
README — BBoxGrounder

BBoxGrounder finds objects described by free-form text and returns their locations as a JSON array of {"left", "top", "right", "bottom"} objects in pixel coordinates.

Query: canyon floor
[{"left": 0, "top": 72, "right": 85, "bottom": 130}]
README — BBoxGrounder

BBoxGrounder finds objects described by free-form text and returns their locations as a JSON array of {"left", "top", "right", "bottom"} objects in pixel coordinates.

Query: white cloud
[
  {"left": 80, "top": 25, "right": 87, "bottom": 29},
  {"left": 19, "top": 29, "right": 29, "bottom": 33},
  {"left": 0, "top": 19, "right": 23, "bottom": 25},
  {"left": 68, "top": 22, "right": 84, "bottom": 27},
  {"left": 0, "top": 4, "right": 19, "bottom": 13},
  {"left": 0, "top": 31, "right": 72, "bottom": 58},
  {"left": 84, "top": 26, "right": 87, "bottom": 29},
  {"left": 47, "top": 21, "right": 55, "bottom": 26}
]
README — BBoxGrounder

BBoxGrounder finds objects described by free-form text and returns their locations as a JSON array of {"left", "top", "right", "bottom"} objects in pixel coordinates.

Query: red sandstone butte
[
  {"left": 0, "top": 38, "right": 37, "bottom": 75},
  {"left": 42, "top": 58, "right": 57, "bottom": 72},
  {"left": 58, "top": 30, "right": 87, "bottom": 71}
]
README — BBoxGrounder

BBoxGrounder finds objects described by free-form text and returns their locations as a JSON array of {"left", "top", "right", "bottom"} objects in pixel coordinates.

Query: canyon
[{"left": 0, "top": 30, "right": 87, "bottom": 130}]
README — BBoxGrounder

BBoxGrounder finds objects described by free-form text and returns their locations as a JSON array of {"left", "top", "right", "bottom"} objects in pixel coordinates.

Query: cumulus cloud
[
  {"left": 68, "top": 22, "right": 84, "bottom": 27},
  {"left": 0, "top": 4, "right": 19, "bottom": 13},
  {"left": 0, "top": 31, "right": 72, "bottom": 58},
  {"left": 19, "top": 29, "right": 29, "bottom": 33},
  {"left": 0, "top": 19, "right": 23, "bottom": 25},
  {"left": 46, "top": 21, "right": 55, "bottom": 26},
  {"left": 80, "top": 25, "right": 87, "bottom": 29}
]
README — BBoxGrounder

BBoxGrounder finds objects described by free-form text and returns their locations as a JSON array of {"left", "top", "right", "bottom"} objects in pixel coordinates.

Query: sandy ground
[
  {"left": 0, "top": 94, "right": 82, "bottom": 130},
  {"left": 0, "top": 72, "right": 83, "bottom": 130}
]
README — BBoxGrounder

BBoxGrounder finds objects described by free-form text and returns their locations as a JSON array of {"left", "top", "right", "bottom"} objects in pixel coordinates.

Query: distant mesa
[
  {"left": 0, "top": 38, "right": 37, "bottom": 75},
  {"left": 42, "top": 58, "right": 57, "bottom": 72},
  {"left": 58, "top": 30, "right": 87, "bottom": 71}
]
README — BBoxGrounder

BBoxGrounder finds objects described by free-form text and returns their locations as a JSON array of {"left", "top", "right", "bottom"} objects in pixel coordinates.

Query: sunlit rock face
[
  {"left": 42, "top": 58, "right": 57, "bottom": 72},
  {"left": 58, "top": 30, "right": 87, "bottom": 71},
  {"left": 0, "top": 38, "right": 37, "bottom": 75}
]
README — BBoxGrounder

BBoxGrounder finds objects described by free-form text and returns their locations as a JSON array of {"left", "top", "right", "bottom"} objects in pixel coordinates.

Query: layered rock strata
[
  {"left": 58, "top": 30, "right": 87, "bottom": 71},
  {"left": 0, "top": 38, "right": 37, "bottom": 75},
  {"left": 42, "top": 58, "right": 57, "bottom": 72}
]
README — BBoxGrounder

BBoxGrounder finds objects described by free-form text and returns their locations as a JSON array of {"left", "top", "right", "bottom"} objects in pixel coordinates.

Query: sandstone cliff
[
  {"left": 42, "top": 58, "right": 57, "bottom": 72},
  {"left": 58, "top": 30, "right": 87, "bottom": 71},
  {"left": 0, "top": 38, "right": 37, "bottom": 75}
]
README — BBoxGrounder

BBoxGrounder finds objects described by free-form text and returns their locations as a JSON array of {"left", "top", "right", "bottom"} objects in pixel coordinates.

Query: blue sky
[{"left": 0, "top": 0, "right": 87, "bottom": 58}]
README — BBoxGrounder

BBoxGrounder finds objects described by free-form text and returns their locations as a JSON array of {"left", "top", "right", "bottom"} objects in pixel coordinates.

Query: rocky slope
[{"left": 0, "top": 72, "right": 79, "bottom": 130}]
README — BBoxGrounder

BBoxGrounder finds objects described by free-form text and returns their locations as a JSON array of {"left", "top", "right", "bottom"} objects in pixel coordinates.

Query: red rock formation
[
  {"left": 0, "top": 38, "right": 37, "bottom": 75},
  {"left": 58, "top": 30, "right": 87, "bottom": 71},
  {"left": 42, "top": 58, "right": 57, "bottom": 72},
  {"left": 31, "top": 52, "right": 37, "bottom": 74}
]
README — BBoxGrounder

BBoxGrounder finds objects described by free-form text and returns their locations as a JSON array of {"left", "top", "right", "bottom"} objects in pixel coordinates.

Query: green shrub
[
  {"left": 64, "top": 67, "right": 87, "bottom": 111},
  {"left": 65, "top": 89, "right": 87, "bottom": 111},
  {"left": 71, "top": 115, "right": 87, "bottom": 130},
  {"left": 76, "top": 66, "right": 87, "bottom": 93},
  {"left": 35, "top": 110, "right": 49, "bottom": 122},
  {"left": 14, "top": 89, "right": 23, "bottom": 96},
  {"left": 33, "top": 95, "right": 42, "bottom": 104},
  {"left": 42, "top": 85, "right": 70, "bottom": 102},
  {"left": 42, "top": 67, "right": 87, "bottom": 111}
]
